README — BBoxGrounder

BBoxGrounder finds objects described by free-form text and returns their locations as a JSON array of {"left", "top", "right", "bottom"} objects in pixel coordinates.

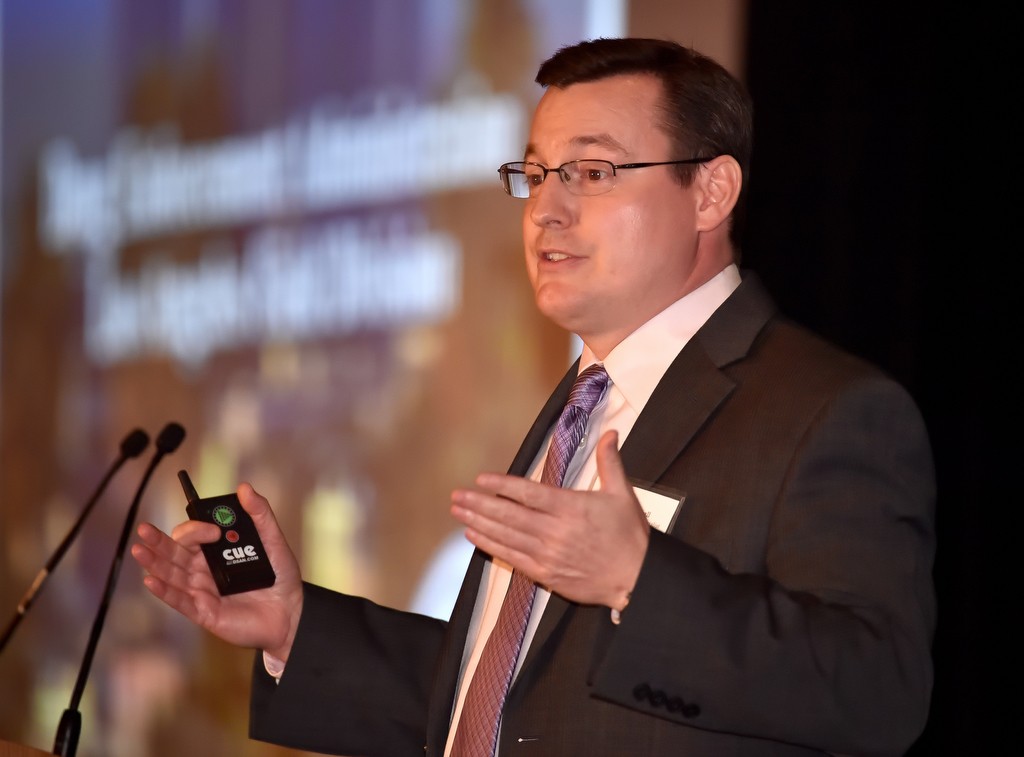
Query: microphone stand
[
  {"left": 0, "top": 429, "right": 149, "bottom": 655},
  {"left": 53, "top": 423, "right": 184, "bottom": 757}
]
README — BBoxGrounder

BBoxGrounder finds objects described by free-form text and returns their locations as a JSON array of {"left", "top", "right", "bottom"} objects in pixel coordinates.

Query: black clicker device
[{"left": 178, "top": 470, "right": 276, "bottom": 595}]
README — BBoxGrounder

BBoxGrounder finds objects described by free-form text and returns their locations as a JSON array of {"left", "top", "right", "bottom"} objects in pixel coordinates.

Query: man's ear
[{"left": 695, "top": 155, "right": 742, "bottom": 233}]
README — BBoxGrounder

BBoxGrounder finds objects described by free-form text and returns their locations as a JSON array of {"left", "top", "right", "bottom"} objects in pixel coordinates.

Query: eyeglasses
[{"left": 497, "top": 157, "right": 715, "bottom": 198}]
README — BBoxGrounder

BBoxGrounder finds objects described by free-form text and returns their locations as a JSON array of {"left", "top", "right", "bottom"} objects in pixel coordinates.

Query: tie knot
[{"left": 567, "top": 363, "right": 609, "bottom": 416}]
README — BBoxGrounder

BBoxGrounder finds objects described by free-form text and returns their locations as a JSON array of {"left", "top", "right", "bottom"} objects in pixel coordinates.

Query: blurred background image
[{"left": 0, "top": 2, "right": 747, "bottom": 754}]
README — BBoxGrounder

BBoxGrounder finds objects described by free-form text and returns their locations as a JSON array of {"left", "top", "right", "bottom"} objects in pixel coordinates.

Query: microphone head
[
  {"left": 120, "top": 428, "right": 150, "bottom": 458},
  {"left": 156, "top": 422, "right": 186, "bottom": 454}
]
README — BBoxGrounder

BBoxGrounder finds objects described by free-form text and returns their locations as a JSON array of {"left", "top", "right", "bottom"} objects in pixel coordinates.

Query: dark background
[{"left": 743, "top": 4, "right": 1006, "bottom": 751}]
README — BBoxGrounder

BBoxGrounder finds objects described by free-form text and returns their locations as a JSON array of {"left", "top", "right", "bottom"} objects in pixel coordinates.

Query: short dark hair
[{"left": 536, "top": 37, "right": 753, "bottom": 248}]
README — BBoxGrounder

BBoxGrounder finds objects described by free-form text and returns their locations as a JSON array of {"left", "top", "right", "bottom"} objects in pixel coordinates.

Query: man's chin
[{"left": 534, "top": 294, "right": 586, "bottom": 332}]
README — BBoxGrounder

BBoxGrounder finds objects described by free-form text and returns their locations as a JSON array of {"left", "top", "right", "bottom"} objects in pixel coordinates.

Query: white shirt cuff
[{"left": 262, "top": 650, "right": 286, "bottom": 683}]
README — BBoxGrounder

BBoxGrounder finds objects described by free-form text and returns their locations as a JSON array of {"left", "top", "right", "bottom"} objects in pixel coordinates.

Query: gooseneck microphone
[
  {"left": 53, "top": 422, "right": 185, "bottom": 757},
  {"left": 0, "top": 428, "right": 150, "bottom": 654}
]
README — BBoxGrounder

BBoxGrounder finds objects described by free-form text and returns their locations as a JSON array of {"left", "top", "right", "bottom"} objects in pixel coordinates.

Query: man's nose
[{"left": 528, "top": 170, "right": 572, "bottom": 226}]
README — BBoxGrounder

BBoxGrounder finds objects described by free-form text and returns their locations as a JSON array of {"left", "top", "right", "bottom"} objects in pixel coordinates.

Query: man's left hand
[{"left": 450, "top": 430, "right": 650, "bottom": 609}]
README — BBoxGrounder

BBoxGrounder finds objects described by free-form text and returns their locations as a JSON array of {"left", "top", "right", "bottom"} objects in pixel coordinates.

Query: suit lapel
[
  {"left": 425, "top": 547, "right": 483, "bottom": 752},
  {"left": 619, "top": 345, "right": 735, "bottom": 486},
  {"left": 622, "top": 272, "right": 778, "bottom": 484}
]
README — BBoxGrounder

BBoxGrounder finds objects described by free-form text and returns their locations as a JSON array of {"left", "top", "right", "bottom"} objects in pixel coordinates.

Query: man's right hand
[{"left": 130, "top": 482, "right": 304, "bottom": 663}]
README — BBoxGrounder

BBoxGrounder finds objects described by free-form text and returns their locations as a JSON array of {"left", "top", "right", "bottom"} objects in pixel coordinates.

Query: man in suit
[{"left": 132, "top": 38, "right": 935, "bottom": 756}]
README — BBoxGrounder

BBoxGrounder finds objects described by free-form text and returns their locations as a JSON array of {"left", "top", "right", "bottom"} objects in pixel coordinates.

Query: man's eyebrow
[{"left": 524, "top": 133, "right": 629, "bottom": 160}]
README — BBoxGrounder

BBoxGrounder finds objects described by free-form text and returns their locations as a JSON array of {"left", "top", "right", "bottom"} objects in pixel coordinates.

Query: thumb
[
  {"left": 595, "top": 430, "right": 631, "bottom": 495},
  {"left": 236, "top": 483, "right": 303, "bottom": 598},
  {"left": 237, "top": 482, "right": 283, "bottom": 540}
]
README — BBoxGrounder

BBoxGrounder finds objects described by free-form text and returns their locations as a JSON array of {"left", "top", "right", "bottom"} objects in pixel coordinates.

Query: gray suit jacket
[{"left": 250, "top": 273, "right": 936, "bottom": 756}]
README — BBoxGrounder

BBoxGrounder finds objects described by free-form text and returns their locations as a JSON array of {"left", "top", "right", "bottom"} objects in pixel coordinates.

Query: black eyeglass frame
[{"left": 497, "top": 157, "right": 717, "bottom": 198}]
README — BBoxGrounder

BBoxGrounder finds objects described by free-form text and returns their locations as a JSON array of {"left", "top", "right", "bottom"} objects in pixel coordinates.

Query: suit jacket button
[
  {"left": 667, "top": 697, "right": 684, "bottom": 713},
  {"left": 633, "top": 683, "right": 652, "bottom": 702},
  {"left": 682, "top": 703, "right": 701, "bottom": 718},
  {"left": 650, "top": 690, "right": 667, "bottom": 708}
]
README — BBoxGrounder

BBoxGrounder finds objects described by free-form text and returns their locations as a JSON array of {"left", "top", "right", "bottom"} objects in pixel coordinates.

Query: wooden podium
[{"left": 1, "top": 740, "right": 53, "bottom": 756}]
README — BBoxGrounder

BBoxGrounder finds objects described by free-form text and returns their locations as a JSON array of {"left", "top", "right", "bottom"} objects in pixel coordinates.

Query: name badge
[{"left": 632, "top": 486, "right": 684, "bottom": 533}]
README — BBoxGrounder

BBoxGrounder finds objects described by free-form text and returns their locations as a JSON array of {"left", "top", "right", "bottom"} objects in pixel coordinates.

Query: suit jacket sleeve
[
  {"left": 590, "top": 371, "right": 936, "bottom": 756},
  {"left": 249, "top": 582, "right": 447, "bottom": 756}
]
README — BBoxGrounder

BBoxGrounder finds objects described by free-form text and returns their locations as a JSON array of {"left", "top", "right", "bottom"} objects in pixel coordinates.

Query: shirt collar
[{"left": 578, "top": 264, "right": 741, "bottom": 414}]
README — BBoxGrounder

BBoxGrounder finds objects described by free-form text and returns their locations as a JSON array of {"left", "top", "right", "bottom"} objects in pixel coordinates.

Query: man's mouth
[{"left": 541, "top": 251, "right": 571, "bottom": 262}]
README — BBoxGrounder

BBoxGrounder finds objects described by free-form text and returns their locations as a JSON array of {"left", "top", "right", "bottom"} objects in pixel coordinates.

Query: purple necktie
[{"left": 451, "top": 363, "right": 610, "bottom": 757}]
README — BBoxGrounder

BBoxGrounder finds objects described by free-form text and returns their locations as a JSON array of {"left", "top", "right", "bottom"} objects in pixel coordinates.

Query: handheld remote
[{"left": 178, "top": 470, "right": 276, "bottom": 595}]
